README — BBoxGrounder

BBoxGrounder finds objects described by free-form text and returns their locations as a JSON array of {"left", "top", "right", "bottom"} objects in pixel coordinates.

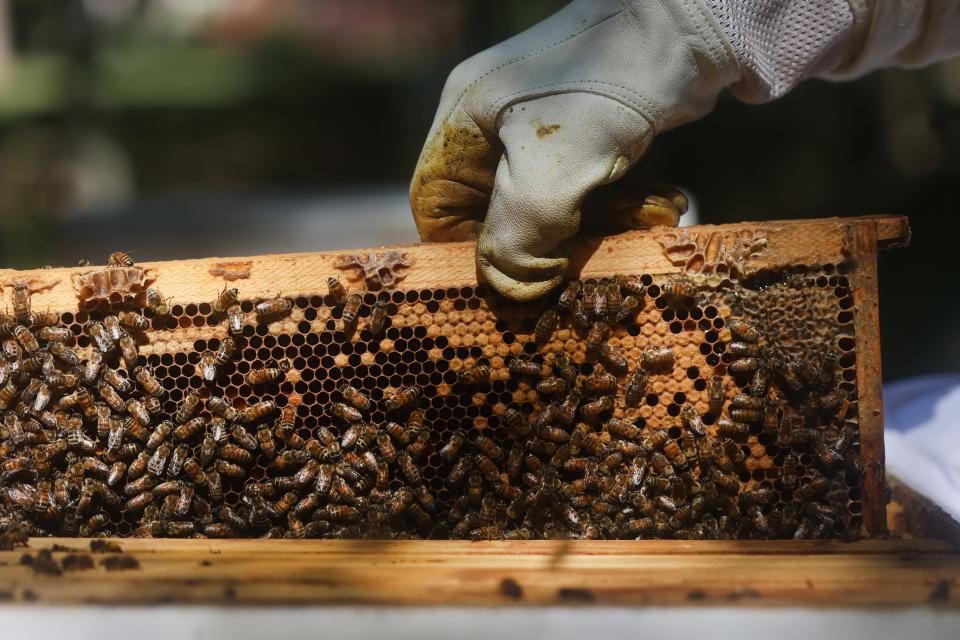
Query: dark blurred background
[{"left": 0, "top": 0, "right": 957, "bottom": 381}]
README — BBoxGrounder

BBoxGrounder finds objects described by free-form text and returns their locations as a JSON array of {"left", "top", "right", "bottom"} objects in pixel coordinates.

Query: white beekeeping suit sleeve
[{"left": 702, "top": 0, "right": 960, "bottom": 102}]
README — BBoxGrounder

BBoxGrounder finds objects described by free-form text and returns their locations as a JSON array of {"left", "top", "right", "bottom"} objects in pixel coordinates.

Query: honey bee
[
  {"left": 579, "top": 395, "right": 612, "bottom": 423},
  {"left": 599, "top": 343, "right": 628, "bottom": 374},
  {"left": 329, "top": 384, "right": 370, "bottom": 416},
  {"left": 642, "top": 428, "right": 669, "bottom": 453},
  {"left": 79, "top": 352, "right": 104, "bottom": 388},
  {"left": 617, "top": 369, "right": 647, "bottom": 409},
  {"left": 557, "top": 280, "right": 581, "bottom": 310},
  {"left": 570, "top": 299, "right": 591, "bottom": 332},
  {"left": 778, "top": 453, "right": 800, "bottom": 489},
  {"left": 13, "top": 325, "right": 39, "bottom": 354},
  {"left": 731, "top": 393, "right": 763, "bottom": 411},
  {"left": 641, "top": 346, "right": 675, "bottom": 372},
  {"left": 324, "top": 505, "right": 359, "bottom": 522},
  {"left": 201, "top": 396, "right": 235, "bottom": 424},
  {"left": 0, "top": 456, "right": 32, "bottom": 480},
  {"left": 536, "top": 375, "right": 569, "bottom": 397},
  {"left": 132, "top": 365, "right": 164, "bottom": 398},
  {"left": 606, "top": 417, "right": 640, "bottom": 441},
  {"left": 247, "top": 359, "right": 291, "bottom": 386},
  {"left": 603, "top": 282, "right": 623, "bottom": 321},
  {"left": 727, "top": 319, "right": 761, "bottom": 343},
  {"left": 215, "top": 459, "right": 246, "bottom": 478},
  {"left": 834, "top": 425, "right": 856, "bottom": 455},
  {"left": 721, "top": 438, "right": 746, "bottom": 465},
  {"left": 230, "top": 425, "right": 259, "bottom": 451},
  {"left": 327, "top": 277, "right": 347, "bottom": 305},
  {"left": 79, "top": 513, "right": 109, "bottom": 537},
  {"left": 216, "top": 506, "right": 248, "bottom": 532},
  {"left": 254, "top": 426, "right": 276, "bottom": 460},
  {"left": 381, "top": 421, "right": 409, "bottom": 446},
  {"left": 31, "top": 381, "right": 52, "bottom": 413},
  {"left": 502, "top": 408, "right": 530, "bottom": 438},
  {"left": 615, "top": 295, "right": 640, "bottom": 324},
  {"left": 213, "top": 286, "right": 239, "bottom": 315},
  {"left": 679, "top": 404, "right": 705, "bottom": 437},
  {"left": 124, "top": 398, "right": 150, "bottom": 427},
  {"left": 729, "top": 357, "right": 760, "bottom": 374},
  {"left": 663, "top": 440, "right": 688, "bottom": 469},
  {"left": 340, "top": 293, "right": 362, "bottom": 329},
  {"left": 113, "top": 310, "right": 148, "bottom": 334},
  {"left": 819, "top": 388, "right": 847, "bottom": 411},
  {"left": 329, "top": 401, "right": 363, "bottom": 425},
  {"left": 205, "top": 470, "right": 223, "bottom": 502},
  {"left": 49, "top": 342, "right": 79, "bottom": 367},
  {"left": 557, "top": 389, "right": 581, "bottom": 426},
  {"left": 97, "top": 382, "right": 126, "bottom": 413},
  {"left": 173, "top": 416, "right": 204, "bottom": 442},
  {"left": 255, "top": 296, "right": 293, "bottom": 319},
  {"left": 814, "top": 442, "right": 844, "bottom": 470},
  {"left": 35, "top": 325, "right": 69, "bottom": 344},
  {"left": 368, "top": 299, "right": 389, "bottom": 337},
  {"left": 432, "top": 431, "right": 465, "bottom": 466},
  {"left": 590, "top": 283, "right": 608, "bottom": 319},
  {"left": 729, "top": 407, "right": 764, "bottom": 424},
  {"left": 539, "top": 425, "right": 571, "bottom": 443},
  {"left": 183, "top": 458, "right": 206, "bottom": 486},
  {"left": 145, "top": 287, "right": 171, "bottom": 316},
  {"left": 219, "top": 443, "right": 254, "bottom": 466},
  {"left": 450, "top": 364, "right": 490, "bottom": 390},
  {"left": 174, "top": 391, "right": 201, "bottom": 424},
  {"left": 11, "top": 284, "right": 31, "bottom": 323},
  {"left": 818, "top": 352, "right": 839, "bottom": 388},
  {"left": 125, "top": 451, "right": 149, "bottom": 481},
  {"left": 148, "top": 444, "right": 172, "bottom": 476},
  {"left": 198, "top": 433, "right": 215, "bottom": 468},
  {"left": 406, "top": 408, "right": 426, "bottom": 432},
  {"left": 661, "top": 278, "right": 697, "bottom": 302},
  {"left": 473, "top": 434, "right": 504, "bottom": 461},
  {"left": 383, "top": 385, "right": 421, "bottom": 412},
  {"left": 534, "top": 307, "right": 559, "bottom": 344},
  {"left": 535, "top": 402, "right": 560, "bottom": 432},
  {"left": 197, "top": 351, "right": 218, "bottom": 382},
  {"left": 794, "top": 475, "right": 829, "bottom": 501},
  {"left": 712, "top": 469, "right": 739, "bottom": 495},
  {"left": 105, "top": 251, "right": 134, "bottom": 267},
  {"left": 508, "top": 357, "right": 542, "bottom": 378},
  {"left": 585, "top": 321, "right": 609, "bottom": 362},
  {"left": 439, "top": 454, "right": 471, "bottom": 487},
  {"left": 167, "top": 444, "right": 190, "bottom": 477},
  {"left": 146, "top": 420, "right": 173, "bottom": 451},
  {"left": 714, "top": 418, "right": 749, "bottom": 439},
  {"left": 208, "top": 338, "right": 234, "bottom": 368},
  {"left": 728, "top": 341, "right": 765, "bottom": 359},
  {"left": 703, "top": 375, "right": 725, "bottom": 416},
  {"left": 775, "top": 356, "right": 805, "bottom": 391},
  {"left": 100, "top": 367, "right": 132, "bottom": 394}
]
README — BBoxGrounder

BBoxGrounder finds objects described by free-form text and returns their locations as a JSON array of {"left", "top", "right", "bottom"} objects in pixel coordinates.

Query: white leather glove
[{"left": 409, "top": 0, "right": 739, "bottom": 301}]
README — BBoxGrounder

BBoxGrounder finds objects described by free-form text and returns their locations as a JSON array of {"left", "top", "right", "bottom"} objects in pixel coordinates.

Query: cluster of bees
[
  {"left": 421, "top": 277, "right": 859, "bottom": 540},
  {"left": 0, "top": 255, "right": 860, "bottom": 540}
]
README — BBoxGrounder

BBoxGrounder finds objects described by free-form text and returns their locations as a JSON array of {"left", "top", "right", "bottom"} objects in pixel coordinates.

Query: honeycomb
[{"left": 0, "top": 263, "right": 862, "bottom": 540}]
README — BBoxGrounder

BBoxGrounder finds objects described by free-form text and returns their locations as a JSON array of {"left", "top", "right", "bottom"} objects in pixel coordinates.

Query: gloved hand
[{"left": 410, "top": 0, "right": 740, "bottom": 300}]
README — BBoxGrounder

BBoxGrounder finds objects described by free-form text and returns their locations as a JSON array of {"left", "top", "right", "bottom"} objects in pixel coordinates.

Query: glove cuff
[
  {"left": 479, "top": 0, "right": 742, "bottom": 134},
  {"left": 701, "top": 0, "right": 861, "bottom": 103}
]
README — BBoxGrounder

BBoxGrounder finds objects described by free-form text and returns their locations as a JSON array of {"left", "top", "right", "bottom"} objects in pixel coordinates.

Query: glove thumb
[{"left": 476, "top": 92, "right": 655, "bottom": 301}]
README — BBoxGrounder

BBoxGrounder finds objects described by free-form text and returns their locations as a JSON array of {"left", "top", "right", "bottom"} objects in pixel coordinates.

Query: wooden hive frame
[{"left": 5, "top": 213, "right": 957, "bottom": 608}]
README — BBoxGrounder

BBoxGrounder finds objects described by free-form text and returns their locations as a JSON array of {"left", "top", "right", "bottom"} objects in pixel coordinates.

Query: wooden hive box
[{"left": 5, "top": 213, "right": 957, "bottom": 608}]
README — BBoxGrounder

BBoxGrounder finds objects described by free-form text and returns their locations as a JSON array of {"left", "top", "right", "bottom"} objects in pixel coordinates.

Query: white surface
[
  {"left": 0, "top": 606, "right": 958, "bottom": 640},
  {"left": 884, "top": 374, "right": 960, "bottom": 521}
]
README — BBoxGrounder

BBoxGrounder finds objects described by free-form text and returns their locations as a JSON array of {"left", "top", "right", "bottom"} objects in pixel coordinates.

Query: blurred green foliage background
[{"left": 0, "top": 0, "right": 957, "bottom": 380}]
